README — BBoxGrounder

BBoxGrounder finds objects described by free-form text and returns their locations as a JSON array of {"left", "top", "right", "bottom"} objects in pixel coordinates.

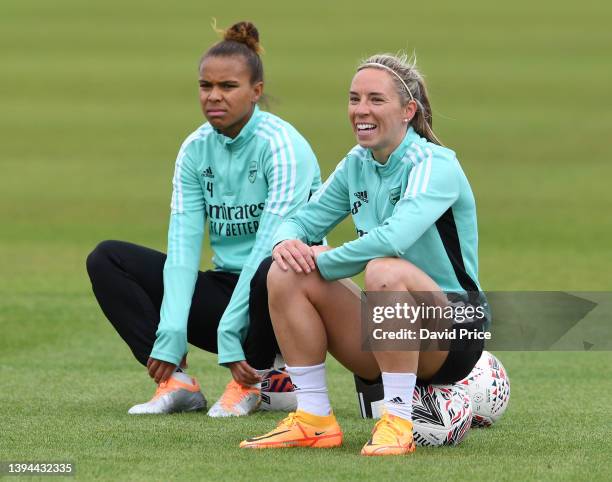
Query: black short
[
  {"left": 86, "top": 240, "right": 279, "bottom": 369},
  {"left": 419, "top": 318, "right": 485, "bottom": 385}
]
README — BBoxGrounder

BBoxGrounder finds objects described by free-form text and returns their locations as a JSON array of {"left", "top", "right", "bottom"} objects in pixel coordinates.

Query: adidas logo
[
  {"left": 202, "top": 166, "right": 214, "bottom": 178},
  {"left": 354, "top": 191, "right": 368, "bottom": 203},
  {"left": 389, "top": 397, "right": 405, "bottom": 405}
]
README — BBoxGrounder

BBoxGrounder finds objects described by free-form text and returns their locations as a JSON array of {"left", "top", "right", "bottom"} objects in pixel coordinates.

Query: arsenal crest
[
  {"left": 248, "top": 161, "right": 258, "bottom": 183},
  {"left": 389, "top": 187, "right": 401, "bottom": 205}
]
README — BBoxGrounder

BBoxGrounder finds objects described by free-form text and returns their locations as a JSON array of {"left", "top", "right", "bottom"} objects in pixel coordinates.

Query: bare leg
[
  {"left": 267, "top": 257, "right": 449, "bottom": 381},
  {"left": 267, "top": 262, "right": 380, "bottom": 380},
  {"left": 364, "top": 258, "right": 449, "bottom": 379},
  {"left": 255, "top": 258, "right": 449, "bottom": 452}
]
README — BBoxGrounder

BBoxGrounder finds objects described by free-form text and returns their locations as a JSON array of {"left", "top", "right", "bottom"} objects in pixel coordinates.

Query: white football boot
[
  {"left": 128, "top": 372, "right": 206, "bottom": 415},
  {"left": 207, "top": 379, "right": 261, "bottom": 417}
]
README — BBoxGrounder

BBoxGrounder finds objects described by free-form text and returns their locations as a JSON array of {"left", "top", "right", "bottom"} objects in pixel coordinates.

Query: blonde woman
[{"left": 241, "top": 53, "right": 487, "bottom": 455}]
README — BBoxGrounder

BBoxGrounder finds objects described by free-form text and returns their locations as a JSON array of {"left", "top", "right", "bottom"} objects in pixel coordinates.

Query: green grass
[
  {"left": 2, "top": 312, "right": 612, "bottom": 480},
  {"left": 1, "top": 0, "right": 612, "bottom": 480}
]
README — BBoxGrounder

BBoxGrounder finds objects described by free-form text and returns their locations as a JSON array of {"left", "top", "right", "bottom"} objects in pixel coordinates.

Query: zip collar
[
  {"left": 365, "top": 127, "right": 423, "bottom": 177},
  {"left": 213, "top": 104, "right": 262, "bottom": 150}
]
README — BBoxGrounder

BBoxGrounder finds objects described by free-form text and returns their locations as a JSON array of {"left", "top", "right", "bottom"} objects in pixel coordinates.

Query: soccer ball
[
  {"left": 412, "top": 383, "right": 473, "bottom": 446},
  {"left": 458, "top": 351, "right": 511, "bottom": 427},
  {"left": 259, "top": 369, "right": 297, "bottom": 412}
]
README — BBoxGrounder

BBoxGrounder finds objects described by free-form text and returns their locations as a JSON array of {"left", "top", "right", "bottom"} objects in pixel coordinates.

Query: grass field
[{"left": 1, "top": 0, "right": 611, "bottom": 480}]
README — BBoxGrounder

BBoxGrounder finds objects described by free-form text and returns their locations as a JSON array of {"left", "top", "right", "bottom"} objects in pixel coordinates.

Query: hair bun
[{"left": 224, "top": 21, "right": 261, "bottom": 54}]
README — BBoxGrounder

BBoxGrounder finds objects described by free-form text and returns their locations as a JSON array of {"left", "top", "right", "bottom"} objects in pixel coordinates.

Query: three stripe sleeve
[
  {"left": 216, "top": 121, "right": 318, "bottom": 365},
  {"left": 316, "top": 152, "right": 460, "bottom": 281},
  {"left": 151, "top": 144, "right": 207, "bottom": 366},
  {"left": 272, "top": 157, "right": 352, "bottom": 246}
]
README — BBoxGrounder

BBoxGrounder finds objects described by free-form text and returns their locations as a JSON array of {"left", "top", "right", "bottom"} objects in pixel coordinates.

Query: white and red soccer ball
[
  {"left": 458, "top": 351, "right": 511, "bottom": 427},
  {"left": 411, "top": 351, "right": 511, "bottom": 445},
  {"left": 411, "top": 383, "right": 473, "bottom": 446}
]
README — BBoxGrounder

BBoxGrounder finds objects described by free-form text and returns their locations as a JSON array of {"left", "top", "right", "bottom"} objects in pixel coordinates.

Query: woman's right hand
[
  {"left": 147, "top": 357, "right": 177, "bottom": 384},
  {"left": 272, "top": 239, "right": 316, "bottom": 273}
]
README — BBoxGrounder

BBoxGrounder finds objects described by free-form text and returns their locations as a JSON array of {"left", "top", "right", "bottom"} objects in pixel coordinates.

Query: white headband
[{"left": 359, "top": 62, "right": 415, "bottom": 102}]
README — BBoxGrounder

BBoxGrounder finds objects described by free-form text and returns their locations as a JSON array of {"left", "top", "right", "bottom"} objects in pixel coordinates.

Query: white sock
[
  {"left": 285, "top": 363, "right": 331, "bottom": 417},
  {"left": 273, "top": 354, "right": 286, "bottom": 369},
  {"left": 171, "top": 370, "right": 194, "bottom": 385},
  {"left": 382, "top": 372, "right": 416, "bottom": 421}
]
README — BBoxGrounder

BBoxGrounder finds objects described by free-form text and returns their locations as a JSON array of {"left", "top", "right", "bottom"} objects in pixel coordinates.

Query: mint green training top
[
  {"left": 151, "top": 106, "right": 322, "bottom": 366},
  {"left": 273, "top": 127, "right": 482, "bottom": 294}
]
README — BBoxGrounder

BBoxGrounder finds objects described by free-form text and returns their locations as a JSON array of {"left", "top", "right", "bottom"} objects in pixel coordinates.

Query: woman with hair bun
[
  {"left": 241, "top": 53, "right": 488, "bottom": 455},
  {"left": 86, "top": 21, "right": 322, "bottom": 417}
]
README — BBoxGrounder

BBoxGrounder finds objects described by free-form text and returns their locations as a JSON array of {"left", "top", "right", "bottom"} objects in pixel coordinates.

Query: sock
[
  {"left": 285, "top": 363, "right": 331, "bottom": 417},
  {"left": 273, "top": 353, "right": 286, "bottom": 369},
  {"left": 172, "top": 370, "right": 194, "bottom": 385},
  {"left": 382, "top": 372, "right": 416, "bottom": 421}
]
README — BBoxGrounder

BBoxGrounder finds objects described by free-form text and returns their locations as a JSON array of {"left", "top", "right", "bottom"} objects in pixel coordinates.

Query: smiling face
[
  {"left": 349, "top": 68, "right": 416, "bottom": 162},
  {"left": 199, "top": 55, "right": 263, "bottom": 138}
]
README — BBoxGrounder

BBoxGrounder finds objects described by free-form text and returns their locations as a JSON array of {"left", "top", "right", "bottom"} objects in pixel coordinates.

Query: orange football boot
[
  {"left": 207, "top": 379, "right": 261, "bottom": 417},
  {"left": 240, "top": 410, "right": 343, "bottom": 449},
  {"left": 361, "top": 412, "right": 416, "bottom": 456}
]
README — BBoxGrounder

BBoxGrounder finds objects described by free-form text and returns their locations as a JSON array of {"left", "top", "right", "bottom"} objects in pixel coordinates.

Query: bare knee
[
  {"left": 364, "top": 258, "right": 411, "bottom": 291},
  {"left": 364, "top": 258, "right": 438, "bottom": 292},
  {"left": 267, "top": 262, "right": 300, "bottom": 299},
  {"left": 267, "top": 262, "right": 324, "bottom": 303}
]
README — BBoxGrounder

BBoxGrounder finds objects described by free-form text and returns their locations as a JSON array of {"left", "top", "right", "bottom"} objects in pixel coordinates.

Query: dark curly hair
[{"left": 200, "top": 21, "right": 263, "bottom": 84}]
